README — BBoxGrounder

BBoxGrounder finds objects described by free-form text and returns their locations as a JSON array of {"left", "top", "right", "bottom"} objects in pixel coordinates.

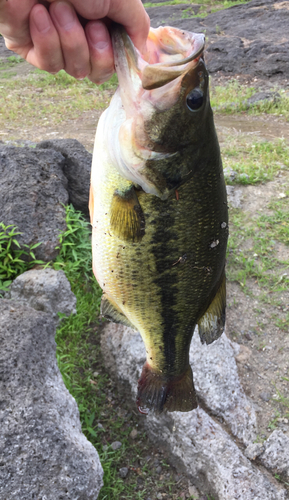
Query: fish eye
[{"left": 186, "top": 88, "right": 204, "bottom": 111}]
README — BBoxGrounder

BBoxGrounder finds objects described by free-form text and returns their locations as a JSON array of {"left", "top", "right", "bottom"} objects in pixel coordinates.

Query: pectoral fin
[
  {"left": 198, "top": 274, "right": 226, "bottom": 344},
  {"left": 110, "top": 186, "right": 145, "bottom": 242},
  {"left": 101, "top": 293, "right": 137, "bottom": 330}
]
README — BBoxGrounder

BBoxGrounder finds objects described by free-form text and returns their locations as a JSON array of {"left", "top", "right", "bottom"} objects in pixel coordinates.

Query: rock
[
  {"left": 111, "top": 441, "right": 122, "bottom": 450},
  {"left": 7, "top": 268, "right": 76, "bottom": 321},
  {"left": 0, "top": 299, "right": 103, "bottom": 500},
  {"left": 145, "top": 4, "right": 200, "bottom": 28},
  {"left": 235, "top": 345, "right": 252, "bottom": 365},
  {"left": 130, "top": 428, "right": 139, "bottom": 439},
  {"left": 147, "top": 0, "right": 289, "bottom": 82},
  {"left": 101, "top": 324, "right": 287, "bottom": 500},
  {"left": 224, "top": 167, "right": 237, "bottom": 182},
  {"left": 247, "top": 91, "right": 281, "bottom": 106},
  {"left": 156, "top": 466, "right": 162, "bottom": 474},
  {"left": 245, "top": 443, "right": 264, "bottom": 461},
  {"left": 259, "top": 392, "right": 271, "bottom": 402},
  {"left": 119, "top": 467, "right": 129, "bottom": 479},
  {"left": 0, "top": 145, "right": 68, "bottom": 261},
  {"left": 38, "top": 139, "right": 92, "bottom": 218},
  {"left": 191, "top": 331, "right": 257, "bottom": 446},
  {"left": 258, "top": 430, "right": 289, "bottom": 479},
  {"left": 188, "top": 484, "right": 200, "bottom": 497},
  {"left": 226, "top": 185, "right": 243, "bottom": 209}
]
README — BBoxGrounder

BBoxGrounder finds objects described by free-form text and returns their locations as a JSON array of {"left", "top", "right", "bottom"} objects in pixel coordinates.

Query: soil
[{"left": 1, "top": 0, "right": 289, "bottom": 494}]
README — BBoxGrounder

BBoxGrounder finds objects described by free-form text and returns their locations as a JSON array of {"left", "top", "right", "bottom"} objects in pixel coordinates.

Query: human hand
[{"left": 0, "top": 0, "right": 150, "bottom": 83}]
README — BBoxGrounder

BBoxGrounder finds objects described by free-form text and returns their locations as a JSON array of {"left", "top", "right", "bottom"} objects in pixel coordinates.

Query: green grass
[
  {"left": 226, "top": 206, "right": 289, "bottom": 305},
  {"left": 222, "top": 138, "right": 289, "bottom": 185},
  {"left": 211, "top": 80, "right": 289, "bottom": 119},
  {"left": 0, "top": 223, "right": 44, "bottom": 294},
  {"left": 0, "top": 70, "right": 118, "bottom": 127}
]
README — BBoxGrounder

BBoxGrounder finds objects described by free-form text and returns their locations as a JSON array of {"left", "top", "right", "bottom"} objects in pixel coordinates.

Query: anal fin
[
  {"left": 101, "top": 293, "right": 136, "bottom": 330},
  {"left": 110, "top": 185, "right": 145, "bottom": 242},
  {"left": 198, "top": 273, "right": 226, "bottom": 345}
]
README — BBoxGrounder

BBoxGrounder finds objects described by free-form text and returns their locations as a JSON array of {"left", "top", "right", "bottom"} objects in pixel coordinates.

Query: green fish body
[{"left": 90, "top": 25, "right": 228, "bottom": 413}]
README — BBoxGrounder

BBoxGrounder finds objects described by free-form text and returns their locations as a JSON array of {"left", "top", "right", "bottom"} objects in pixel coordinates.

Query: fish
[{"left": 89, "top": 23, "right": 228, "bottom": 414}]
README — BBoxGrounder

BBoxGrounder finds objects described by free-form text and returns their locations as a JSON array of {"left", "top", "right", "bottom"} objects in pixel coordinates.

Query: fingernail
[
  {"left": 88, "top": 22, "right": 110, "bottom": 51},
  {"left": 33, "top": 8, "right": 51, "bottom": 34},
  {"left": 53, "top": 2, "right": 75, "bottom": 29}
]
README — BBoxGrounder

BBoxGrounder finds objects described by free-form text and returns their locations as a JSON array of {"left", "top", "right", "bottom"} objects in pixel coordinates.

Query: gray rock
[
  {"left": 260, "top": 392, "right": 271, "bottom": 402},
  {"left": 0, "top": 145, "right": 68, "bottom": 262},
  {"left": 100, "top": 324, "right": 287, "bottom": 500},
  {"left": 38, "top": 139, "right": 92, "bottom": 218},
  {"left": 226, "top": 185, "right": 243, "bottom": 209},
  {"left": 247, "top": 91, "right": 281, "bottom": 106},
  {"left": 146, "top": 4, "right": 200, "bottom": 28},
  {"left": 119, "top": 467, "right": 129, "bottom": 479},
  {"left": 191, "top": 331, "right": 257, "bottom": 445},
  {"left": 258, "top": 431, "right": 289, "bottom": 479},
  {"left": 245, "top": 443, "right": 265, "bottom": 461},
  {"left": 7, "top": 268, "right": 76, "bottom": 321},
  {"left": 147, "top": 0, "right": 289, "bottom": 82},
  {"left": 111, "top": 441, "right": 122, "bottom": 450},
  {"left": 224, "top": 168, "right": 237, "bottom": 182},
  {"left": 0, "top": 299, "right": 103, "bottom": 499}
]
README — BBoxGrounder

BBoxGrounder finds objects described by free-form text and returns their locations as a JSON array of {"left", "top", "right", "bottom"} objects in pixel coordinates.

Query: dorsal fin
[{"left": 198, "top": 273, "right": 226, "bottom": 345}]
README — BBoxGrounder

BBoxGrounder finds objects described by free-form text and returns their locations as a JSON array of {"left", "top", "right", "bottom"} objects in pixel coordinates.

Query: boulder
[
  {"left": 191, "top": 332, "right": 257, "bottom": 445},
  {"left": 245, "top": 431, "right": 289, "bottom": 480},
  {"left": 100, "top": 324, "right": 287, "bottom": 500},
  {"left": 147, "top": 0, "right": 289, "bottom": 81},
  {"left": 38, "top": 139, "right": 92, "bottom": 218},
  {"left": 0, "top": 145, "right": 68, "bottom": 262},
  {"left": 0, "top": 298, "right": 103, "bottom": 499},
  {"left": 6, "top": 268, "right": 77, "bottom": 321}
]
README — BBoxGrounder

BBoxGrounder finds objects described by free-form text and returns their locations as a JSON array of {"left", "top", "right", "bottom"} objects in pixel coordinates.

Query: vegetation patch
[
  {"left": 222, "top": 137, "right": 289, "bottom": 184},
  {"left": 0, "top": 223, "right": 44, "bottom": 294},
  {"left": 211, "top": 80, "right": 289, "bottom": 119},
  {"left": 227, "top": 203, "right": 289, "bottom": 311},
  {"left": 0, "top": 70, "right": 118, "bottom": 129}
]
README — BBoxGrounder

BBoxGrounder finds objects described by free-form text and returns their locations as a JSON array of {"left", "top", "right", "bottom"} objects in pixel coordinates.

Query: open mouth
[{"left": 111, "top": 23, "right": 205, "bottom": 92}]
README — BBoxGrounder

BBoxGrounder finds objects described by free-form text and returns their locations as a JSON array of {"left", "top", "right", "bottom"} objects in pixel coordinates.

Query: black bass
[{"left": 89, "top": 24, "right": 228, "bottom": 413}]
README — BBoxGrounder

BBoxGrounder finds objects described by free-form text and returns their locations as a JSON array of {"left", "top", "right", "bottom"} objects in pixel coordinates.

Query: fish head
[{"left": 110, "top": 24, "right": 211, "bottom": 199}]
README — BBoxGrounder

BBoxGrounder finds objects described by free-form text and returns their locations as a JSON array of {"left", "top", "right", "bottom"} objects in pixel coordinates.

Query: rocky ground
[{"left": 1, "top": 0, "right": 289, "bottom": 498}]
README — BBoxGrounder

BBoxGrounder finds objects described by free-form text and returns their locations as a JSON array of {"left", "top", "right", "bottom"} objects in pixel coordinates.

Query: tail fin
[{"left": 136, "top": 362, "right": 198, "bottom": 414}]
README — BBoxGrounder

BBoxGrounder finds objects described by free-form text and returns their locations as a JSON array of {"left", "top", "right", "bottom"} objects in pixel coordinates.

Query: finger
[
  {"left": 85, "top": 21, "right": 114, "bottom": 84},
  {"left": 0, "top": 0, "right": 37, "bottom": 56},
  {"left": 28, "top": 3, "right": 64, "bottom": 72},
  {"left": 109, "top": 0, "right": 150, "bottom": 53},
  {"left": 49, "top": 1, "right": 90, "bottom": 79},
  {"left": 46, "top": 0, "right": 150, "bottom": 53}
]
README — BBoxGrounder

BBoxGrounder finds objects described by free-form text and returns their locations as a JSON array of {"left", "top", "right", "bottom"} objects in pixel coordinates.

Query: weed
[
  {"left": 223, "top": 138, "right": 289, "bottom": 185},
  {"left": 275, "top": 474, "right": 289, "bottom": 488},
  {"left": 267, "top": 411, "right": 280, "bottom": 430},
  {"left": 7, "top": 55, "right": 24, "bottom": 64},
  {"left": 211, "top": 80, "right": 289, "bottom": 119},
  {"left": 0, "top": 223, "right": 44, "bottom": 294}
]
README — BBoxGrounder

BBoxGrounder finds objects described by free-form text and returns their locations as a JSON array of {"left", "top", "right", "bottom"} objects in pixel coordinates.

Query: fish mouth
[{"left": 111, "top": 23, "right": 205, "bottom": 95}]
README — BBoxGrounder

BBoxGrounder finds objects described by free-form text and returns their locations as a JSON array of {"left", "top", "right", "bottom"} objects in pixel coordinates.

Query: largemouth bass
[{"left": 89, "top": 24, "right": 228, "bottom": 413}]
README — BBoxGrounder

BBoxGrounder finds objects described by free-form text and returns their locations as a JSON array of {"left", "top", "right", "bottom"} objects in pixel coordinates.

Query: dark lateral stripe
[{"left": 150, "top": 196, "right": 178, "bottom": 375}]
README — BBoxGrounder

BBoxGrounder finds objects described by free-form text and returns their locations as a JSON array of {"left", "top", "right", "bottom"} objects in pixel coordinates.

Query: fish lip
[{"left": 111, "top": 23, "right": 205, "bottom": 91}]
